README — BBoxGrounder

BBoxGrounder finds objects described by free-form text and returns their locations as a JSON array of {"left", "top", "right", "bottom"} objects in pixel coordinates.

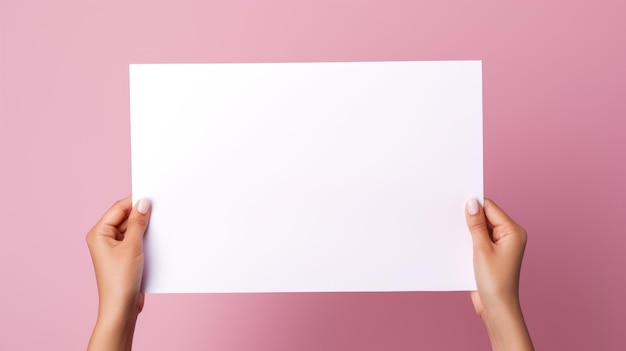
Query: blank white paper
[{"left": 130, "top": 61, "right": 482, "bottom": 293}]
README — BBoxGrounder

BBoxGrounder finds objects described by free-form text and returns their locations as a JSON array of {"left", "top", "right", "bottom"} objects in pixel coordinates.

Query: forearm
[
  {"left": 87, "top": 304, "right": 138, "bottom": 351},
  {"left": 481, "top": 298, "right": 533, "bottom": 351}
]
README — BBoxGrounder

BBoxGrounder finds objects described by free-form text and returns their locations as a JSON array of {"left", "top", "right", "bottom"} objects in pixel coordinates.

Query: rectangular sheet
[{"left": 130, "top": 61, "right": 483, "bottom": 293}]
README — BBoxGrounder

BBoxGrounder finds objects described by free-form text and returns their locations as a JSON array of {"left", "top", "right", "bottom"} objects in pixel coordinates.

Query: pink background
[{"left": 1, "top": 0, "right": 624, "bottom": 350}]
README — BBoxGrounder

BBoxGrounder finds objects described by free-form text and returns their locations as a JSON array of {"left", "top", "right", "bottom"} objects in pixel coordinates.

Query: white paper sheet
[{"left": 130, "top": 61, "right": 483, "bottom": 293}]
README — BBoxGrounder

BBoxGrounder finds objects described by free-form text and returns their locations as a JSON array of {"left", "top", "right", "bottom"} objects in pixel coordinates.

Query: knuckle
[
  {"left": 516, "top": 225, "right": 528, "bottom": 242},
  {"left": 111, "top": 199, "right": 131, "bottom": 216},
  {"left": 85, "top": 226, "right": 100, "bottom": 246},
  {"left": 128, "top": 214, "right": 147, "bottom": 228},
  {"left": 468, "top": 218, "right": 487, "bottom": 232},
  {"left": 85, "top": 231, "right": 94, "bottom": 246},
  {"left": 100, "top": 225, "right": 117, "bottom": 238}
]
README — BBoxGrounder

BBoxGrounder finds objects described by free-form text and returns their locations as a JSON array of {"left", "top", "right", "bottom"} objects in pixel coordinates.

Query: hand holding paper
[
  {"left": 86, "top": 195, "right": 534, "bottom": 351},
  {"left": 86, "top": 196, "right": 152, "bottom": 351},
  {"left": 465, "top": 198, "right": 534, "bottom": 350}
]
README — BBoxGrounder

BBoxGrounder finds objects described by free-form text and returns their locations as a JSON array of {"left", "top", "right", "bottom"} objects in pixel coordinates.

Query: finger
[
  {"left": 484, "top": 199, "right": 527, "bottom": 245},
  {"left": 99, "top": 196, "right": 132, "bottom": 227},
  {"left": 124, "top": 198, "right": 152, "bottom": 244},
  {"left": 92, "top": 223, "right": 123, "bottom": 241},
  {"left": 465, "top": 198, "right": 493, "bottom": 249},
  {"left": 118, "top": 218, "right": 128, "bottom": 234},
  {"left": 483, "top": 198, "right": 518, "bottom": 228}
]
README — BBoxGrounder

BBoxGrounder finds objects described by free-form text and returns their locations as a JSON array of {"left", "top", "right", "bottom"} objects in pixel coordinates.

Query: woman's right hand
[{"left": 465, "top": 198, "right": 534, "bottom": 351}]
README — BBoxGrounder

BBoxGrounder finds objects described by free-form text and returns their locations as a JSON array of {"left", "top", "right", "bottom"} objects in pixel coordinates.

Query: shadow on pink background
[{"left": 1, "top": 1, "right": 624, "bottom": 350}]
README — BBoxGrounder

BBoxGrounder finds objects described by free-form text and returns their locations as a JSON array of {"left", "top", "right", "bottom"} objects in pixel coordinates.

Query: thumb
[
  {"left": 125, "top": 198, "right": 152, "bottom": 244},
  {"left": 465, "top": 198, "right": 492, "bottom": 250}
]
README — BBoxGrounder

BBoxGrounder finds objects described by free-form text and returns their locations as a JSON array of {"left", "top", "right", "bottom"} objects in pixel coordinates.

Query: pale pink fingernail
[
  {"left": 136, "top": 198, "right": 151, "bottom": 214},
  {"left": 467, "top": 198, "right": 479, "bottom": 215}
]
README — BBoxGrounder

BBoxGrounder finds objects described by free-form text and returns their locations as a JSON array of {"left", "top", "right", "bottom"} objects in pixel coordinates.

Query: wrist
[
  {"left": 96, "top": 308, "right": 138, "bottom": 328},
  {"left": 480, "top": 298, "right": 534, "bottom": 351},
  {"left": 88, "top": 301, "right": 139, "bottom": 351},
  {"left": 97, "top": 297, "right": 140, "bottom": 322}
]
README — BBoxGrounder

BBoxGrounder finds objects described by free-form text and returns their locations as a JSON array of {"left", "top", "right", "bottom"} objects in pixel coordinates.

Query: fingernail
[
  {"left": 467, "top": 198, "right": 479, "bottom": 215},
  {"left": 137, "top": 198, "right": 151, "bottom": 214}
]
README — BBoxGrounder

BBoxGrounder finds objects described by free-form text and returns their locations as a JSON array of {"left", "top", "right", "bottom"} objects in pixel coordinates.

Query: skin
[
  {"left": 466, "top": 198, "right": 534, "bottom": 351},
  {"left": 86, "top": 196, "right": 150, "bottom": 351},
  {"left": 86, "top": 196, "right": 532, "bottom": 350}
]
